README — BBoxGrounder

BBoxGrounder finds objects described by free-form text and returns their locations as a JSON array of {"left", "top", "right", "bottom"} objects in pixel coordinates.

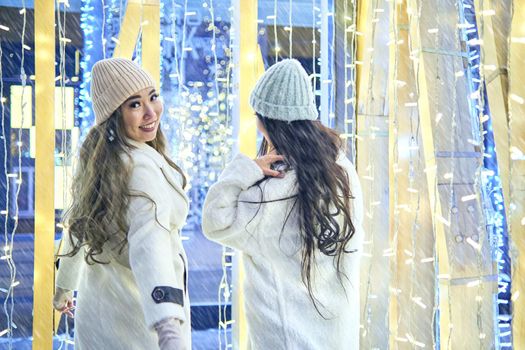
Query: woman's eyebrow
[
  {"left": 123, "top": 90, "right": 157, "bottom": 103},
  {"left": 124, "top": 95, "right": 141, "bottom": 103}
]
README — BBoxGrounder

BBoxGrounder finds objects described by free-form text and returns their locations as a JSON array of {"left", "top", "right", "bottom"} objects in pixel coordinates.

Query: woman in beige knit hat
[
  {"left": 202, "top": 59, "right": 364, "bottom": 350},
  {"left": 52, "top": 58, "right": 191, "bottom": 350}
]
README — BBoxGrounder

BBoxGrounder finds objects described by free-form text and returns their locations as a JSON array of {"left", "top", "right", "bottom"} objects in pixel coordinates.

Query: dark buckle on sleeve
[{"left": 151, "top": 286, "right": 184, "bottom": 306}]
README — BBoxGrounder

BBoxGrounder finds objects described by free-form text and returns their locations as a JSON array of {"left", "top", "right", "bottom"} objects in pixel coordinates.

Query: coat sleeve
[
  {"left": 127, "top": 155, "right": 186, "bottom": 330},
  {"left": 55, "top": 232, "right": 85, "bottom": 291},
  {"left": 202, "top": 153, "right": 267, "bottom": 254}
]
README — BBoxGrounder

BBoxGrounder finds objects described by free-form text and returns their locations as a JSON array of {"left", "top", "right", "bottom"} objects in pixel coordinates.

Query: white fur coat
[{"left": 202, "top": 153, "right": 364, "bottom": 350}]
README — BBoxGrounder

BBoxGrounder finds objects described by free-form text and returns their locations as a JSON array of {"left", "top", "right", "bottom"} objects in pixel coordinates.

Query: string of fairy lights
[
  {"left": 507, "top": 0, "right": 522, "bottom": 345},
  {"left": 0, "top": 1, "right": 28, "bottom": 347},
  {"left": 56, "top": 0, "right": 73, "bottom": 347},
  {"left": 272, "top": 0, "right": 279, "bottom": 62},
  {"left": 358, "top": 0, "right": 385, "bottom": 345},
  {"left": 355, "top": 0, "right": 515, "bottom": 347},
  {"left": 0, "top": 15, "right": 13, "bottom": 344},
  {"left": 456, "top": 1, "right": 488, "bottom": 347},
  {"left": 311, "top": 0, "right": 317, "bottom": 104},
  {"left": 204, "top": 1, "right": 235, "bottom": 347},
  {"left": 462, "top": 0, "right": 512, "bottom": 346},
  {"left": 345, "top": 0, "right": 358, "bottom": 164}
]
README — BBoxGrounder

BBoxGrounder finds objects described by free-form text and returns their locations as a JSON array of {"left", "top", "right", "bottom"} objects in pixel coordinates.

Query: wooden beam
[
  {"left": 388, "top": 1, "right": 399, "bottom": 349},
  {"left": 33, "top": 0, "right": 55, "bottom": 348},
  {"left": 387, "top": 1, "right": 399, "bottom": 346},
  {"left": 112, "top": 0, "right": 160, "bottom": 88},
  {"left": 141, "top": 0, "right": 161, "bottom": 87},
  {"left": 355, "top": 0, "right": 369, "bottom": 107},
  {"left": 355, "top": 1, "right": 391, "bottom": 348},
  {"left": 388, "top": 2, "right": 436, "bottom": 348},
  {"left": 112, "top": 0, "right": 143, "bottom": 60},
  {"left": 234, "top": 0, "right": 259, "bottom": 348},
  {"left": 238, "top": 0, "right": 258, "bottom": 159},
  {"left": 406, "top": 0, "right": 451, "bottom": 347}
]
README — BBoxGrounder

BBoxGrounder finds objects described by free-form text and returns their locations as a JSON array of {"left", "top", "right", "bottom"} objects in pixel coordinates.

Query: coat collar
[
  {"left": 125, "top": 138, "right": 189, "bottom": 207},
  {"left": 125, "top": 138, "right": 165, "bottom": 166}
]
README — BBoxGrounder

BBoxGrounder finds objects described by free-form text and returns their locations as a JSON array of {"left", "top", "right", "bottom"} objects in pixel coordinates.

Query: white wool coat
[
  {"left": 55, "top": 140, "right": 191, "bottom": 350},
  {"left": 202, "top": 153, "right": 364, "bottom": 350}
]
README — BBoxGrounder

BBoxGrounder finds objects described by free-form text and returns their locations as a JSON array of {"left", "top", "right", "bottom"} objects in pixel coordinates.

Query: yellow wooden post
[
  {"left": 234, "top": 1, "right": 259, "bottom": 348},
  {"left": 387, "top": 1, "right": 398, "bottom": 347},
  {"left": 112, "top": 0, "right": 160, "bottom": 88},
  {"left": 355, "top": 0, "right": 369, "bottom": 106},
  {"left": 112, "top": 0, "right": 142, "bottom": 59},
  {"left": 355, "top": 0, "right": 391, "bottom": 348},
  {"left": 140, "top": 0, "right": 161, "bottom": 87},
  {"left": 32, "top": 0, "right": 55, "bottom": 348},
  {"left": 509, "top": 1, "right": 525, "bottom": 346},
  {"left": 406, "top": 0, "right": 452, "bottom": 347},
  {"left": 238, "top": 1, "right": 258, "bottom": 158}
]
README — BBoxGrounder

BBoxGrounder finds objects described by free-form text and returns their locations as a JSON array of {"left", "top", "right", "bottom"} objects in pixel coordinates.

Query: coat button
[{"left": 152, "top": 288, "right": 165, "bottom": 301}]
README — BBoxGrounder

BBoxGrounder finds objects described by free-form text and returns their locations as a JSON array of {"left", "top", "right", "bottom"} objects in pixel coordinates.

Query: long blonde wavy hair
[{"left": 61, "top": 108, "right": 186, "bottom": 264}]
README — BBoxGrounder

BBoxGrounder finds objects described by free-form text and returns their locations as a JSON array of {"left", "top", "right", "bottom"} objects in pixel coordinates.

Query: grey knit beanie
[
  {"left": 91, "top": 58, "right": 156, "bottom": 125},
  {"left": 249, "top": 59, "right": 318, "bottom": 122}
]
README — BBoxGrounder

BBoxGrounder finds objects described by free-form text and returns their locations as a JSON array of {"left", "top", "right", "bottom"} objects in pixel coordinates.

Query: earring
[{"left": 108, "top": 128, "right": 115, "bottom": 142}]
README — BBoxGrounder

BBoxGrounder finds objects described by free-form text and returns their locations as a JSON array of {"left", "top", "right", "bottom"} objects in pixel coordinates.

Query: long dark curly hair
[
  {"left": 60, "top": 109, "right": 186, "bottom": 264},
  {"left": 256, "top": 114, "right": 356, "bottom": 315}
]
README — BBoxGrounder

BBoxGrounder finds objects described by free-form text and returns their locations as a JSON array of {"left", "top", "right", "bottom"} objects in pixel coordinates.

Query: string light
[
  {"left": 0, "top": 0, "right": 29, "bottom": 347},
  {"left": 159, "top": 2, "right": 236, "bottom": 346},
  {"left": 355, "top": 0, "right": 393, "bottom": 345},
  {"left": 463, "top": 0, "right": 513, "bottom": 346},
  {"left": 78, "top": 0, "right": 98, "bottom": 135},
  {"left": 0, "top": 7, "right": 11, "bottom": 348},
  {"left": 346, "top": 0, "right": 358, "bottom": 163},
  {"left": 56, "top": 0, "right": 74, "bottom": 346}
]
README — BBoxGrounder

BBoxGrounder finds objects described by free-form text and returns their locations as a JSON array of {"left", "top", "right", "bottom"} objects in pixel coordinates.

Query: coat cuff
[
  {"left": 55, "top": 254, "right": 82, "bottom": 291},
  {"left": 55, "top": 237, "right": 85, "bottom": 291},
  {"left": 144, "top": 301, "right": 186, "bottom": 330}
]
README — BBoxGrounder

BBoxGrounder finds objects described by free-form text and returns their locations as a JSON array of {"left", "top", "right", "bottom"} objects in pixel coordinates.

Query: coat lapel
[
  {"left": 126, "top": 138, "right": 190, "bottom": 209},
  {"left": 160, "top": 165, "right": 189, "bottom": 209}
]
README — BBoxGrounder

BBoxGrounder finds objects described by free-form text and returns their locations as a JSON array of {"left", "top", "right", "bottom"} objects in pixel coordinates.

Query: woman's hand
[
  {"left": 155, "top": 317, "right": 188, "bottom": 350},
  {"left": 254, "top": 154, "right": 285, "bottom": 177},
  {"left": 53, "top": 287, "right": 75, "bottom": 318}
]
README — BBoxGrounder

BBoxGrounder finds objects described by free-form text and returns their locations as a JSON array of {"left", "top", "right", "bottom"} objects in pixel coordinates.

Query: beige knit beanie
[
  {"left": 249, "top": 59, "right": 318, "bottom": 122},
  {"left": 91, "top": 58, "right": 156, "bottom": 125}
]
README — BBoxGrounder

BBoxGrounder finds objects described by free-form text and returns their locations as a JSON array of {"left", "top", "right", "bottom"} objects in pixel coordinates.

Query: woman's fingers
[
  {"left": 58, "top": 303, "right": 75, "bottom": 318},
  {"left": 64, "top": 308, "right": 75, "bottom": 318},
  {"left": 54, "top": 303, "right": 74, "bottom": 318},
  {"left": 264, "top": 154, "right": 284, "bottom": 163},
  {"left": 253, "top": 153, "right": 285, "bottom": 177},
  {"left": 53, "top": 289, "right": 75, "bottom": 318},
  {"left": 262, "top": 168, "right": 282, "bottom": 177},
  {"left": 255, "top": 155, "right": 284, "bottom": 167}
]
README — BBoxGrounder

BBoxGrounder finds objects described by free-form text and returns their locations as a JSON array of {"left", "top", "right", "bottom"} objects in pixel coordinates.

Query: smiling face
[{"left": 120, "top": 87, "right": 163, "bottom": 143}]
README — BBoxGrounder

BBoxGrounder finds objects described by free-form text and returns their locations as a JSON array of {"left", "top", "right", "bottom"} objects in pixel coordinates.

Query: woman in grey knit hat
[
  {"left": 53, "top": 58, "right": 191, "bottom": 350},
  {"left": 202, "top": 59, "right": 364, "bottom": 350}
]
